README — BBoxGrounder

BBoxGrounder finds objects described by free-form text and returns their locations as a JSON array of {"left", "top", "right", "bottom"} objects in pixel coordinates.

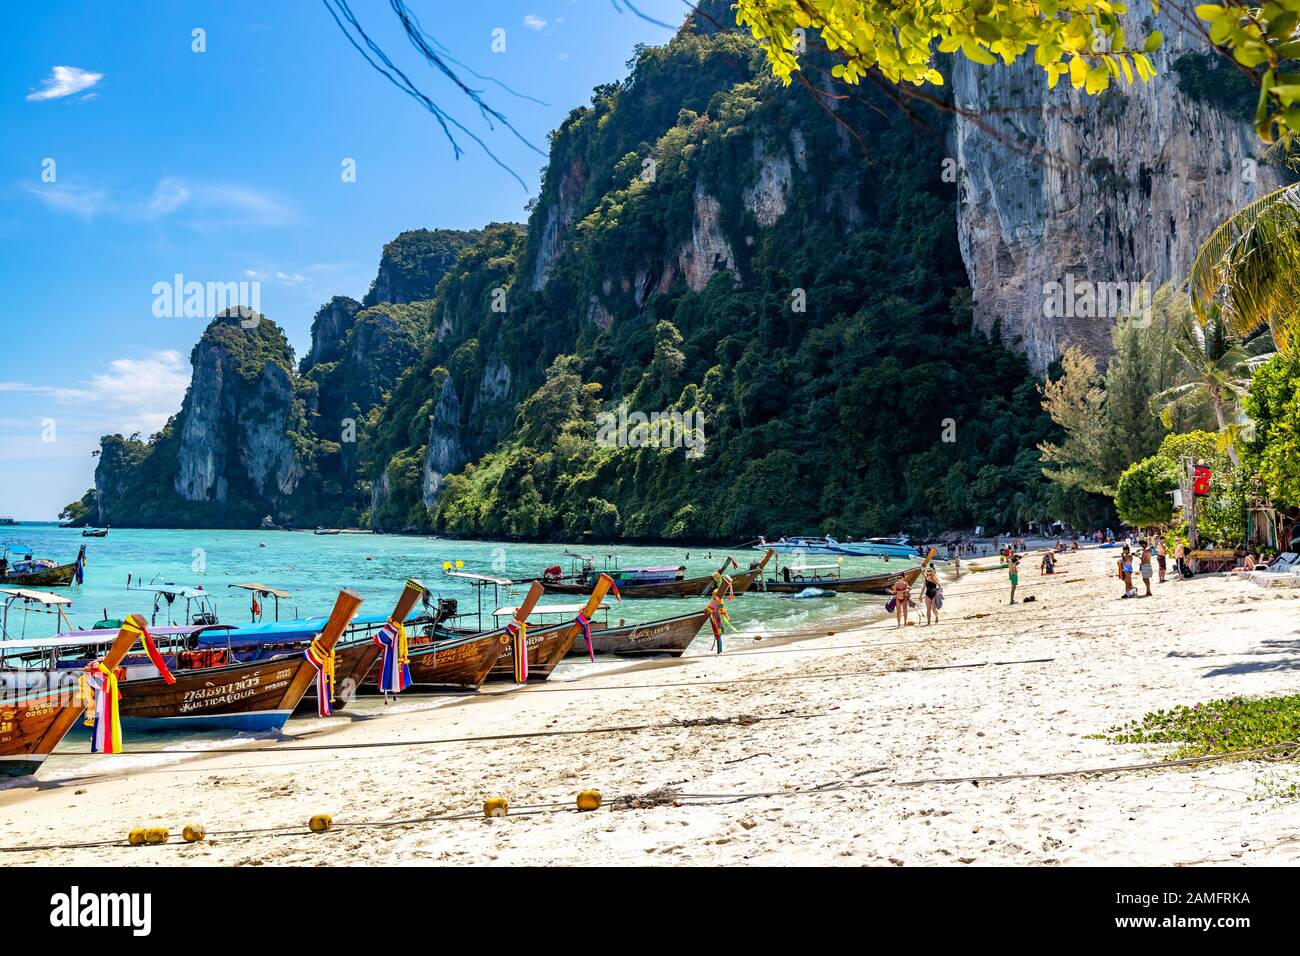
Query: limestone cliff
[
  {"left": 952, "top": 2, "right": 1283, "bottom": 372},
  {"left": 172, "top": 312, "right": 304, "bottom": 508}
]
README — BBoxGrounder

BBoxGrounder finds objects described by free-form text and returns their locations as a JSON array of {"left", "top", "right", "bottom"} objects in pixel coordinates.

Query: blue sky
[{"left": 0, "top": 0, "right": 688, "bottom": 519}]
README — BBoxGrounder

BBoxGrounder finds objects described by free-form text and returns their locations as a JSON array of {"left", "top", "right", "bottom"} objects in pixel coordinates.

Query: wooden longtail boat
[
  {"left": 113, "top": 589, "right": 362, "bottom": 732},
  {"left": 0, "top": 617, "right": 140, "bottom": 777},
  {"left": 0, "top": 545, "right": 85, "bottom": 588},
  {"left": 539, "top": 550, "right": 774, "bottom": 599},
  {"left": 303, "top": 579, "right": 426, "bottom": 711},
  {"left": 754, "top": 548, "right": 937, "bottom": 594},
  {"left": 488, "top": 576, "right": 614, "bottom": 682},
  {"left": 372, "top": 581, "right": 546, "bottom": 691},
  {"left": 562, "top": 608, "right": 708, "bottom": 657}
]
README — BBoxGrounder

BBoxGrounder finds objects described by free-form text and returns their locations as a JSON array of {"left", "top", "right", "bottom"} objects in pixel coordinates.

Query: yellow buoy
[
  {"left": 128, "top": 828, "right": 147, "bottom": 846},
  {"left": 576, "top": 789, "right": 602, "bottom": 812},
  {"left": 483, "top": 797, "right": 509, "bottom": 818},
  {"left": 309, "top": 813, "right": 333, "bottom": 833},
  {"left": 182, "top": 823, "right": 206, "bottom": 843},
  {"left": 143, "top": 827, "right": 169, "bottom": 845}
]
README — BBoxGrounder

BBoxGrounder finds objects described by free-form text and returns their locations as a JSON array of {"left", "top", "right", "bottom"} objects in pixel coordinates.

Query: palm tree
[
  {"left": 1188, "top": 183, "right": 1300, "bottom": 356},
  {"left": 1151, "top": 304, "right": 1270, "bottom": 465}
]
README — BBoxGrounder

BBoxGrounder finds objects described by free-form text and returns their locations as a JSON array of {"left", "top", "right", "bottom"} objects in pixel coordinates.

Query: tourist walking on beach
[
  {"left": 1008, "top": 553, "right": 1020, "bottom": 604},
  {"left": 1138, "top": 539, "right": 1153, "bottom": 596},
  {"left": 1156, "top": 537, "right": 1168, "bottom": 583},
  {"left": 891, "top": 574, "right": 912, "bottom": 627},
  {"left": 922, "top": 565, "right": 941, "bottom": 625},
  {"left": 1174, "top": 540, "right": 1186, "bottom": 579}
]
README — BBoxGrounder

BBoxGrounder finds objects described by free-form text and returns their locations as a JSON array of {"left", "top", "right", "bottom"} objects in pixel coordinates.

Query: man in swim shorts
[{"left": 1138, "top": 539, "right": 1153, "bottom": 596}]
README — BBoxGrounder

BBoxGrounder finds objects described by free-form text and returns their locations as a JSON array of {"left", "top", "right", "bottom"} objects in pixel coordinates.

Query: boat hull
[
  {"left": 360, "top": 630, "right": 508, "bottom": 691},
  {"left": 290, "top": 639, "right": 380, "bottom": 714},
  {"left": 0, "top": 562, "right": 80, "bottom": 588},
  {"left": 756, "top": 566, "right": 920, "bottom": 594},
  {"left": 114, "top": 653, "right": 320, "bottom": 733},
  {"left": 486, "top": 620, "right": 578, "bottom": 682},
  {"left": 564, "top": 610, "right": 708, "bottom": 657},
  {"left": 540, "top": 564, "right": 764, "bottom": 599}
]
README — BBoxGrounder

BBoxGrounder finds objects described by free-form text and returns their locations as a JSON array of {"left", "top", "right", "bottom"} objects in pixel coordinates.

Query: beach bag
[
  {"left": 885, "top": 596, "right": 897, "bottom": 612},
  {"left": 934, "top": 588, "right": 944, "bottom": 610}
]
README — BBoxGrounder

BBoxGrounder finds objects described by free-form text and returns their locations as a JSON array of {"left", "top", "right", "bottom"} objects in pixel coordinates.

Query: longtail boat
[
  {"left": 538, "top": 550, "right": 774, "bottom": 599},
  {"left": 755, "top": 548, "right": 936, "bottom": 594},
  {"left": 0, "top": 616, "right": 141, "bottom": 777},
  {"left": 0, "top": 544, "right": 85, "bottom": 588},
  {"left": 372, "top": 581, "right": 546, "bottom": 691},
  {"left": 488, "top": 576, "right": 614, "bottom": 682},
  {"left": 563, "top": 608, "right": 708, "bottom": 657},
  {"left": 110, "top": 589, "right": 362, "bottom": 732},
  {"left": 302, "top": 579, "right": 426, "bottom": 710}
]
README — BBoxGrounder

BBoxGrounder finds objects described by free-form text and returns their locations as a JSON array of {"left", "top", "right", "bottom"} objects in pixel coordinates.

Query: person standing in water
[{"left": 1008, "top": 553, "right": 1020, "bottom": 604}]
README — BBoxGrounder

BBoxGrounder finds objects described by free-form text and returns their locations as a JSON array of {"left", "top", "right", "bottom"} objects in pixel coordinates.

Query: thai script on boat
[
  {"left": 151, "top": 273, "right": 260, "bottom": 325},
  {"left": 595, "top": 406, "right": 706, "bottom": 459},
  {"left": 1041, "top": 274, "right": 1151, "bottom": 325},
  {"left": 177, "top": 670, "right": 289, "bottom": 712}
]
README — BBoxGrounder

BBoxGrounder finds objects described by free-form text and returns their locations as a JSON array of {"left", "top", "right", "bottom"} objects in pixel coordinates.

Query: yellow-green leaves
[{"left": 734, "top": 0, "right": 1156, "bottom": 96}]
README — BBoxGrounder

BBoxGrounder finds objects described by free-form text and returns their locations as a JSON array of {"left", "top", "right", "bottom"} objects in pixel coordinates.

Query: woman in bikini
[{"left": 891, "top": 574, "right": 912, "bottom": 628}]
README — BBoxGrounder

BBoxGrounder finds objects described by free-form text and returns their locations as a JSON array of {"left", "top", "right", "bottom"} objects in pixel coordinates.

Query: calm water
[
  {"left": 1, "top": 524, "right": 903, "bottom": 639},
  {"left": 1, "top": 523, "right": 906, "bottom": 775}
]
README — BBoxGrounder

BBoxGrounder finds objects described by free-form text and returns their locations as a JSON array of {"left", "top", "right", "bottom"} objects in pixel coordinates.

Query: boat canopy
[
  {"left": 444, "top": 570, "right": 512, "bottom": 586},
  {"left": 56, "top": 623, "right": 233, "bottom": 641},
  {"left": 0, "top": 587, "right": 73, "bottom": 606},
  {"left": 130, "top": 584, "right": 209, "bottom": 599},
  {"left": 228, "top": 582, "right": 292, "bottom": 598},
  {"left": 493, "top": 602, "right": 610, "bottom": 618},
  {"left": 196, "top": 609, "right": 422, "bottom": 647}
]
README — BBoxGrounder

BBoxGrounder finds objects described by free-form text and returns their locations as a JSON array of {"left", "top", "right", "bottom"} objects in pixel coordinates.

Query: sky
[{"left": 0, "top": 0, "right": 689, "bottom": 520}]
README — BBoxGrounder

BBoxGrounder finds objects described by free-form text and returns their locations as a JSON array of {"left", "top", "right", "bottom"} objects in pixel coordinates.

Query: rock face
[
  {"left": 173, "top": 313, "right": 304, "bottom": 507},
  {"left": 301, "top": 296, "right": 361, "bottom": 370},
  {"left": 743, "top": 141, "right": 793, "bottom": 228},
  {"left": 530, "top": 158, "right": 587, "bottom": 290},
  {"left": 363, "top": 229, "right": 481, "bottom": 307},
  {"left": 678, "top": 183, "right": 738, "bottom": 291},
  {"left": 952, "top": 1, "right": 1281, "bottom": 372},
  {"left": 422, "top": 376, "right": 467, "bottom": 505}
]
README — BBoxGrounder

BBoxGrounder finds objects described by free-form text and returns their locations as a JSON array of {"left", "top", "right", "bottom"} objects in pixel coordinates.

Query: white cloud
[
  {"left": 22, "top": 183, "right": 109, "bottom": 218},
  {"left": 145, "top": 177, "right": 192, "bottom": 216},
  {"left": 0, "top": 351, "right": 190, "bottom": 438},
  {"left": 523, "top": 14, "right": 547, "bottom": 30},
  {"left": 27, "top": 66, "right": 103, "bottom": 102},
  {"left": 22, "top": 176, "right": 295, "bottom": 226},
  {"left": 86, "top": 351, "right": 191, "bottom": 437}
]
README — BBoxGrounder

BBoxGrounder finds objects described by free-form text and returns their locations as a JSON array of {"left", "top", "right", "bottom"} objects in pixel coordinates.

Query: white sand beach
[{"left": 3, "top": 545, "right": 1299, "bottom": 866}]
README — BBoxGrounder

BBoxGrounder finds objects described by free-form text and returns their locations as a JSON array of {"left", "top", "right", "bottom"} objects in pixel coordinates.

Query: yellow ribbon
[
  {"left": 82, "top": 662, "right": 122, "bottom": 752},
  {"left": 391, "top": 619, "right": 409, "bottom": 667},
  {"left": 307, "top": 637, "right": 336, "bottom": 701}
]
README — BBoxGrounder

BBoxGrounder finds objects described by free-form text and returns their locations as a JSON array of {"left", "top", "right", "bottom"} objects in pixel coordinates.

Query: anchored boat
[{"left": 0, "top": 544, "right": 85, "bottom": 588}]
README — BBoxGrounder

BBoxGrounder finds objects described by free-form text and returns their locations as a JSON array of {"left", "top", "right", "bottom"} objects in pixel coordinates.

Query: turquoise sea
[
  {"left": 0, "top": 523, "right": 910, "bottom": 771},
  {"left": 1, "top": 523, "right": 904, "bottom": 642}
]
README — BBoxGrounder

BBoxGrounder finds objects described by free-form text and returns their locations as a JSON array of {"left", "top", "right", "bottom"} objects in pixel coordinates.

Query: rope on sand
[
  {"left": 12, "top": 736, "right": 1295, "bottom": 855},
  {"left": 48, "top": 712, "right": 823, "bottom": 760}
]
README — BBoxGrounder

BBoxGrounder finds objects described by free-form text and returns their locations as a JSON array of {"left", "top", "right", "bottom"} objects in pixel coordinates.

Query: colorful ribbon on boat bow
[
  {"left": 374, "top": 618, "right": 411, "bottom": 694},
  {"left": 304, "top": 637, "right": 336, "bottom": 717},
  {"left": 505, "top": 619, "right": 528, "bottom": 683},
  {"left": 574, "top": 612, "right": 595, "bottom": 661},
  {"left": 125, "top": 618, "right": 175, "bottom": 684},
  {"left": 704, "top": 599, "right": 731, "bottom": 655},
  {"left": 81, "top": 661, "right": 122, "bottom": 754},
  {"left": 710, "top": 571, "right": 735, "bottom": 601}
]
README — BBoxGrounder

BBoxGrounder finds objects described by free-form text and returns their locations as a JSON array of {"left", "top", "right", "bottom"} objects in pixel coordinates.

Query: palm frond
[{"left": 1188, "top": 184, "right": 1300, "bottom": 352}]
